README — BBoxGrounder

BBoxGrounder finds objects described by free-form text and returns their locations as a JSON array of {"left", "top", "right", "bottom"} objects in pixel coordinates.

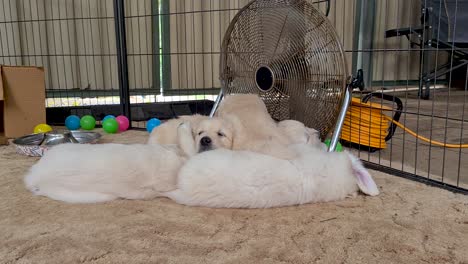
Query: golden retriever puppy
[
  {"left": 148, "top": 94, "right": 322, "bottom": 159},
  {"left": 147, "top": 114, "right": 209, "bottom": 145},
  {"left": 194, "top": 118, "right": 234, "bottom": 152},
  {"left": 215, "top": 94, "right": 322, "bottom": 159},
  {"left": 215, "top": 94, "right": 289, "bottom": 145},
  {"left": 148, "top": 114, "right": 234, "bottom": 154}
]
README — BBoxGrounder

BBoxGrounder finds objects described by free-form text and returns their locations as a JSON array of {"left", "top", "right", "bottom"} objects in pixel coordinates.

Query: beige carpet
[{"left": 0, "top": 129, "right": 467, "bottom": 264}]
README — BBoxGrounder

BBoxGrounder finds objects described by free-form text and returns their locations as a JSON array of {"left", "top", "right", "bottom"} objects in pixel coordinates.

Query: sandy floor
[{"left": 0, "top": 129, "right": 467, "bottom": 264}]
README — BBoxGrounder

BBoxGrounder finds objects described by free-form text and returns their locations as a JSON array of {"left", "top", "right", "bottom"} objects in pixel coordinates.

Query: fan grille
[{"left": 220, "top": 0, "right": 347, "bottom": 140}]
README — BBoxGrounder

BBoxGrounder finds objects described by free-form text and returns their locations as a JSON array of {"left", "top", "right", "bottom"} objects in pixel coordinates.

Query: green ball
[
  {"left": 102, "top": 118, "right": 119, "bottom": 134},
  {"left": 324, "top": 139, "right": 343, "bottom": 152},
  {"left": 80, "top": 115, "right": 96, "bottom": 130}
]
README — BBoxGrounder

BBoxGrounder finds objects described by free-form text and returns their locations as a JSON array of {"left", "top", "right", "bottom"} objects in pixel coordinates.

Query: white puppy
[
  {"left": 24, "top": 123, "right": 197, "bottom": 203},
  {"left": 24, "top": 117, "right": 236, "bottom": 204},
  {"left": 164, "top": 144, "right": 379, "bottom": 208}
]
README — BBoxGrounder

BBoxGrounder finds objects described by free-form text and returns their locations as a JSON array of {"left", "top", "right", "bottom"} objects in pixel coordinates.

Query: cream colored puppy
[
  {"left": 215, "top": 94, "right": 289, "bottom": 145},
  {"left": 194, "top": 118, "right": 234, "bottom": 152},
  {"left": 149, "top": 115, "right": 234, "bottom": 153},
  {"left": 215, "top": 94, "right": 322, "bottom": 159},
  {"left": 148, "top": 95, "right": 322, "bottom": 158},
  {"left": 147, "top": 114, "right": 209, "bottom": 145}
]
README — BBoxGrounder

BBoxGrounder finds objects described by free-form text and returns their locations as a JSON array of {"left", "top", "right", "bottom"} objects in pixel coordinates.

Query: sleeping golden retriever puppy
[
  {"left": 148, "top": 115, "right": 234, "bottom": 153},
  {"left": 194, "top": 118, "right": 234, "bottom": 153},
  {"left": 148, "top": 94, "right": 322, "bottom": 159},
  {"left": 215, "top": 94, "right": 323, "bottom": 159},
  {"left": 214, "top": 94, "right": 289, "bottom": 146}
]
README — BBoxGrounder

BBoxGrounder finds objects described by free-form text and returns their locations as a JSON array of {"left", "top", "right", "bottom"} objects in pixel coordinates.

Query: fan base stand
[
  {"left": 209, "top": 90, "right": 224, "bottom": 118},
  {"left": 327, "top": 88, "right": 352, "bottom": 152}
]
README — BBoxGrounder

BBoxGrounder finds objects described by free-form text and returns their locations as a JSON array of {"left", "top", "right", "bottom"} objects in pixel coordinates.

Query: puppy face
[{"left": 195, "top": 118, "right": 234, "bottom": 153}]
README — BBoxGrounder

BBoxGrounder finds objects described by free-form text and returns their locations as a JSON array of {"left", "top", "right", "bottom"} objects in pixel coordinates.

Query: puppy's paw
[
  {"left": 178, "top": 121, "right": 190, "bottom": 130},
  {"left": 27, "top": 185, "right": 41, "bottom": 195},
  {"left": 346, "top": 191, "right": 358, "bottom": 198},
  {"left": 177, "top": 122, "right": 193, "bottom": 136}
]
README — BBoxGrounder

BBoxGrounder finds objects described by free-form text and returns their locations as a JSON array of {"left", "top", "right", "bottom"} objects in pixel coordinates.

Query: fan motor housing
[{"left": 255, "top": 66, "right": 275, "bottom": 92}]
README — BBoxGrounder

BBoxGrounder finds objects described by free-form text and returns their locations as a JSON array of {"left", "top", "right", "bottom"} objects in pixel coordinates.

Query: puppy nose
[{"left": 200, "top": 136, "right": 212, "bottom": 146}]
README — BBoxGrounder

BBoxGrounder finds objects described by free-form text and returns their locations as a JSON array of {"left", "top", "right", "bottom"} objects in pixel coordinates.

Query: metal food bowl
[{"left": 12, "top": 130, "right": 102, "bottom": 157}]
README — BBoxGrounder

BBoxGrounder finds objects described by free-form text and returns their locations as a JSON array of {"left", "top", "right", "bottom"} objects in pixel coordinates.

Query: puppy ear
[
  {"left": 221, "top": 114, "right": 244, "bottom": 134},
  {"left": 346, "top": 152, "right": 380, "bottom": 196},
  {"left": 305, "top": 128, "right": 322, "bottom": 146},
  {"left": 177, "top": 122, "right": 197, "bottom": 157},
  {"left": 219, "top": 114, "right": 246, "bottom": 149}
]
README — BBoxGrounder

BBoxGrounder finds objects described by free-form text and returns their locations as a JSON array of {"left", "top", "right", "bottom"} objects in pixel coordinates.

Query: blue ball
[
  {"left": 146, "top": 118, "right": 161, "bottom": 133},
  {"left": 103, "top": 115, "right": 116, "bottom": 121},
  {"left": 65, "top": 115, "right": 81, "bottom": 130}
]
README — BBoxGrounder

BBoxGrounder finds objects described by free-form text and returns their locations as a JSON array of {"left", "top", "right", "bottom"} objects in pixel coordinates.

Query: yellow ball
[{"left": 33, "top": 124, "right": 53, "bottom": 134}]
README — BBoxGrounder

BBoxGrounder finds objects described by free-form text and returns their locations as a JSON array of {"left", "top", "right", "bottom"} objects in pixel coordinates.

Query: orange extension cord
[{"left": 340, "top": 97, "right": 468, "bottom": 149}]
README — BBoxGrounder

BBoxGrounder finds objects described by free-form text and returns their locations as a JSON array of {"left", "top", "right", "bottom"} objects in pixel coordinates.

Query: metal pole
[
  {"left": 209, "top": 90, "right": 224, "bottom": 117},
  {"left": 113, "top": 0, "right": 132, "bottom": 125},
  {"left": 328, "top": 87, "right": 352, "bottom": 152},
  {"left": 151, "top": 0, "right": 161, "bottom": 94},
  {"left": 352, "top": 0, "right": 375, "bottom": 89}
]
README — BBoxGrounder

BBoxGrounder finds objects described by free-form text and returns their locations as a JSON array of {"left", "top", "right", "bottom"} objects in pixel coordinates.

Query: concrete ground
[{"left": 351, "top": 88, "right": 468, "bottom": 190}]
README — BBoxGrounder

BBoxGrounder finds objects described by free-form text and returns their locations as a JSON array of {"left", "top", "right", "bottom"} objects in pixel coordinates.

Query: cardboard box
[{"left": 0, "top": 66, "right": 46, "bottom": 144}]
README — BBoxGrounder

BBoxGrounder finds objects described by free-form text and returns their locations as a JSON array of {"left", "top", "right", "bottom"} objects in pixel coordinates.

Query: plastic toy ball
[
  {"left": 80, "top": 115, "right": 96, "bottom": 130},
  {"left": 34, "top": 124, "right": 53, "bottom": 134},
  {"left": 324, "top": 139, "right": 343, "bottom": 152},
  {"left": 65, "top": 115, "right": 81, "bottom": 130},
  {"left": 115, "top": 115, "right": 130, "bottom": 132},
  {"left": 146, "top": 118, "right": 161, "bottom": 133},
  {"left": 102, "top": 118, "right": 119, "bottom": 134},
  {"left": 103, "top": 115, "right": 116, "bottom": 121}
]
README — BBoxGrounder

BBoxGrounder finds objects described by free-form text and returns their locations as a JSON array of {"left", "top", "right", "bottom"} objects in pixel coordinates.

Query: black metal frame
[
  {"left": 113, "top": 0, "right": 132, "bottom": 124},
  {"left": 45, "top": 0, "right": 215, "bottom": 126},
  {"left": 385, "top": 2, "right": 468, "bottom": 99},
  {"left": 46, "top": 100, "right": 214, "bottom": 125},
  {"left": 363, "top": 161, "right": 468, "bottom": 195}
]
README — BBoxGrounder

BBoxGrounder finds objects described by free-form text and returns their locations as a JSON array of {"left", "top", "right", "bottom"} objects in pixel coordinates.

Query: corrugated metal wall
[{"left": 0, "top": 0, "right": 430, "bottom": 93}]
